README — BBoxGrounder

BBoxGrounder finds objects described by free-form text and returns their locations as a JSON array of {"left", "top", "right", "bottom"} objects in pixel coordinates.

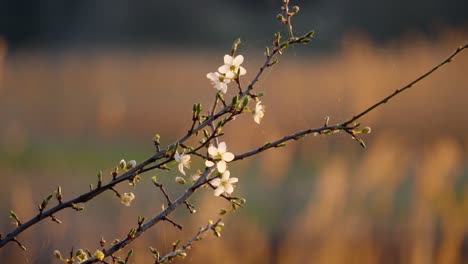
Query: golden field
[{"left": 0, "top": 29, "right": 468, "bottom": 263}]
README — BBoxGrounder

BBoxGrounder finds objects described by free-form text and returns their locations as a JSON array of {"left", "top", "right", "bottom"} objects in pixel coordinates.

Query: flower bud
[
  {"left": 175, "top": 176, "right": 186, "bottom": 184},
  {"left": 119, "top": 159, "right": 127, "bottom": 170},
  {"left": 126, "top": 160, "right": 136, "bottom": 169},
  {"left": 53, "top": 250, "right": 62, "bottom": 259},
  {"left": 362, "top": 127, "right": 372, "bottom": 134},
  {"left": 292, "top": 6, "right": 300, "bottom": 13},
  {"left": 177, "top": 251, "right": 187, "bottom": 258}
]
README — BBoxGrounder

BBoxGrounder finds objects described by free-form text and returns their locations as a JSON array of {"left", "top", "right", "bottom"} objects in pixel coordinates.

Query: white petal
[
  {"left": 222, "top": 170, "right": 230, "bottom": 180},
  {"left": 254, "top": 113, "right": 262, "bottom": 124},
  {"left": 208, "top": 145, "right": 218, "bottom": 156},
  {"left": 218, "top": 65, "right": 230, "bottom": 74},
  {"left": 174, "top": 151, "right": 181, "bottom": 162},
  {"left": 215, "top": 82, "right": 223, "bottom": 91},
  {"left": 238, "top": 66, "right": 247, "bottom": 75},
  {"left": 225, "top": 71, "right": 235, "bottom": 79},
  {"left": 214, "top": 187, "right": 225, "bottom": 196},
  {"left": 229, "top": 177, "right": 238, "bottom": 184},
  {"left": 217, "top": 160, "right": 227, "bottom": 173},
  {"left": 205, "top": 160, "right": 214, "bottom": 167},
  {"left": 178, "top": 163, "right": 186, "bottom": 175},
  {"left": 224, "top": 184, "right": 234, "bottom": 194},
  {"left": 218, "top": 142, "right": 227, "bottom": 153},
  {"left": 222, "top": 152, "right": 235, "bottom": 162},
  {"left": 206, "top": 72, "right": 218, "bottom": 81},
  {"left": 210, "top": 178, "right": 221, "bottom": 187},
  {"left": 182, "top": 155, "right": 190, "bottom": 164},
  {"left": 223, "top": 54, "right": 233, "bottom": 65},
  {"left": 233, "top": 55, "right": 244, "bottom": 66},
  {"left": 220, "top": 83, "right": 227, "bottom": 94}
]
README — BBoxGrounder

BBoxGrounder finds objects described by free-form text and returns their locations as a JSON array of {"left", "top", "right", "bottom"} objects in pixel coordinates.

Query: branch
[
  {"left": 341, "top": 43, "right": 468, "bottom": 126},
  {"left": 80, "top": 167, "right": 216, "bottom": 263}
]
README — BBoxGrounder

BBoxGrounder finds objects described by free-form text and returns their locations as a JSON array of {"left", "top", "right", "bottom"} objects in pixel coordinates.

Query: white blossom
[
  {"left": 121, "top": 192, "right": 135, "bottom": 207},
  {"left": 253, "top": 101, "right": 265, "bottom": 124},
  {"left": 218, "top": 54, "right": 247, "bottom": 79},
  {"left": 174, "top": 150, "right": 191, "bottom": 175},
  {"left": 205, "top": 142, "right": 235, "bottom": 173},
  {"left": 207, "top": 72, "right": 230, "bottom": 94},
  {"left": 210, "top": 170, "right": 238, "bottom": 196}
]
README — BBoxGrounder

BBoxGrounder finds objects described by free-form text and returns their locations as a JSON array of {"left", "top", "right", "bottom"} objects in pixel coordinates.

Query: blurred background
[{"left": 1, "top": 0, "right": 468, "bottom": 263}]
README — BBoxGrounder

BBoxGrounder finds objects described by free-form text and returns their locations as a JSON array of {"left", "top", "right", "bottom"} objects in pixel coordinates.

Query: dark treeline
[{"left": 0, "top": 0, "right": 467, "bottom": 51}]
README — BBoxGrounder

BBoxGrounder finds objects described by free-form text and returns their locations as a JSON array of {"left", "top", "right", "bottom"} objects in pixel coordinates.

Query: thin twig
[{"left": 342, "top": 43, "right": 468, "bottom": 127}]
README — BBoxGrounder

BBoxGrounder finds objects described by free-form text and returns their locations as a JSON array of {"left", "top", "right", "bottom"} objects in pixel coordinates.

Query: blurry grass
[{"left": 1, "top": 29, "right": 468, "bottom": 263}]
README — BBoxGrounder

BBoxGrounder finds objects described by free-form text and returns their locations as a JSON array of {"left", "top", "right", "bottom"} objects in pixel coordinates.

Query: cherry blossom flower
[
  {"left": 253, "top": 101, "right": 265, "bottom": 124},
  {"left": 205, "top": 142, "right": 235, "bottom": 173},
  {"left": 121, "top": 192, "right": 135, "bottom": 207},
  {"left": 210, "top": 170, "right": 238, "bottom": 196},
  {"left": 174, "top": 150, "right": 191, "bottom": 175},
  {"left": 207, "top": 72, "right": 230, "bottom": 94},
  {"left": 218, "top": 54, "right": 247, "bottom": 79}
]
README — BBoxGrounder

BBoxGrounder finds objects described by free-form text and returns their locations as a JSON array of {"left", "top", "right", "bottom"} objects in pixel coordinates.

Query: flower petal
[
  {"left": 233, "top": 55, "right": 244, "bottom": 66},
  {"left": 218, "top": 65, "right": 230, "bottom": 74},
  {"left": 206, "top": 72, "right": 218, "bottom": 81},
  {"left": 182, "top": 155, "right": 191, "bottom": 164},
  {"left": 218, "top": 142, "right": 227, "bottom": 153},
  {"left": 217, "top": 160, "right": 227, "bottom": 173},
  {"left": 238, "top": 66, "right": 247, "bottom": 75},
  {"left": 174, "top": 151, "right": 181, "bottom": 162},
  {"left": 225, "top": 71, "right": 235, "bottom": 79},
  {"left": 222, "top": 152, "right": 235, "bottom": 162},
  {"left": 220, "top": 83, "right": 227, "bottom": 94},
  {"left": 229, "top": 177, "right": 238, "bottom": 184},
  {"left": 178, "top": 163, "right": 186, "bottom": 175},
  {"left": 208, "top": 145, "right": 218, "bottom": 156},
  {"left": 205, "top": 160, "right": 215, "bottom": 167},
  {"left": 210, "top": 178, "right": 221, "bottom": 187},
  {"left": 222, "top": 170, "right": 230, "bottom": 180},
  {"left": 214, "top": 187, "right": 225, "bottom": 196},
  {"left": 224, "top": 184, "right": 234, "bottom": 194},
  {"left": 223, "top": 54, "right": 233, "bottom": 65}
]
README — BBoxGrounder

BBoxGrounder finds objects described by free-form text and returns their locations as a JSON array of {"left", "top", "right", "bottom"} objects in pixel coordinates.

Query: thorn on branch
[
  {"left": 152, "top": 176, "right": 173, "bottom": 206},
  {"left": 184, "top": 201, "right": 197, "bottom": 214},
  {"left": 109, "top": 187, "right": 121, "bottom": 198},
  {"left": 50, "top": 214, "right": 62, "bottom": 224},
  {"left": 12, "top": 237, "right": 26, "bottom": 251},
  {"left": 163, "top": 217, "right": 183, "bottom": 230},
  {"left": 71, "top": 203, "right": 84, "bottom": 211},
  {"left": 137, "top": 216, "right": 146, "bottom": 230}
]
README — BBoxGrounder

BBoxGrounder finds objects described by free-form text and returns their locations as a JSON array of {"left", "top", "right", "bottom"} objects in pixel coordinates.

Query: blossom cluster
[{"left": 206, "top": 54, "right": 246, "bottom": 94}]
